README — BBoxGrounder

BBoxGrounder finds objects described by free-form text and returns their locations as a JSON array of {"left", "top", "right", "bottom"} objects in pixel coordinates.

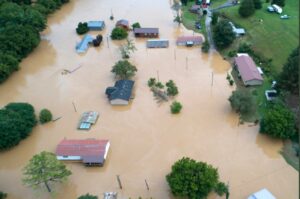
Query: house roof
[
  {"left": 190, "top": 5, "right": 201, "bottom": 10},
  {"left": 234, "top": 54, "right": 263, "bottom": 82},
  {"left": 106, "top": 80, "right": 134, "bottom": 101},
  {"left": 76, "top": 34, "right": 94, "bottom": 53},
  {"left": 116, "top": 19, "right": 129, "bottom": 27},
  {"left": 87, "top": 21, "right": 105, "bottom": 28},
  {"left": 134, "top": 28, "right": 159, "bottom": 34},
  {"left": 56, "top": 139, "right": 110, "bottom": 162},
  {"left": 248, "top": 188, "right": 276, "bottom": 199},
  {"left": 176, "top": 36, "right": 203, "bottom": 43}
]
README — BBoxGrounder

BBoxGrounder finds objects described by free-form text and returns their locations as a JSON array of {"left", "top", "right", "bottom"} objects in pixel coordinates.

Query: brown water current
[{"left": 0, "top": 0, "right": 298, "bottom": 198}]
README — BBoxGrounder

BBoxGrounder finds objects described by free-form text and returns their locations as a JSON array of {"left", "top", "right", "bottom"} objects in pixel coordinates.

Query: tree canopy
[
  {"left": 39, "top": 108, "right": 52, "bottom": 124},
  {"left": 213, "top": 20, "right": 235, "bottom": 49},
  {"left": 111, "top": 27, "right": 128, "bottom": 40},
  {"left": 23, "top": 151, "right": 72, "bottom": 193},
  {"left": 78, "top": 193, "right": 98, "bottom": 199},
  {"left": 111, "top": 60, "right": 137, "bottom": 79},
  {"left": 272, "top": 0, "right": 285, "bottom": 7},
  {"left": 166, "top": 157, "right": 227, "bottom": 199},
  {"left": 260, "top": 104, "right": 296, "bottom": 139},
  {"left": 277, "top": 47, "right": 299, "bottom": 94},
  {"left": 238, "top": 0, "right": 255, "bottom": 17}
]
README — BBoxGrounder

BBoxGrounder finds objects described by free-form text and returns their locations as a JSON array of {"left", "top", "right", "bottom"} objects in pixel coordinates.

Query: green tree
[
  {"left": 78, "top": 193, "right": 98, "bottom": 199},
  {"left": 36, "top": 0, "right": 58, "bottom": 14},
  {"left": 166, "top": 157, "right": 226, "bottom": 199},
  {"left": 211, "top": 12, "right": 219, "bottom": 25},
  {"left": 111, "top": 27, "right": 128, "bottom": 40},
  {"left": 260, "top": 104, "right": 296, "bottom": 139},
  {"left": 166, "top": 80, "right": 179, "bottom": 96},
  {"left": 272, "top": 0, "right": 285, "bottom": 7},
  {"left": 238, "top": 0, "right": 255, "bottom": 17},
  {"left": 111, "top": 60, "right": 137, "bottom": 79},
  {"left": 173, "top": 14, "right": 182, "bottom": 27},
  {"left": 23, "top": 151, "right": 72, "bottom": 193},
  {"left": 76, "top": 22, "right": 88, "bottom": 35},
  {"left": 213, "top": 20, "right": 235, "bottom": 49},
  {"left": 120, "top": 39, "right": 137, "bottom": 59},
  {"left": 148, "top": 78, "right": 156, "bottom": 87},
  {"left": 0, "top": 191, "right": 7, "bottom": 199},
  {"left": 131, "top": 22, "right": 141, "bottom": 29},
  {"left": 228, "top": 90, "right": 255, "bottom": 115},
  {"left": 201, "top": 40, "right": 210, "bottom": 53},
  {"left": 170, "top": 101, "right": 182, "bottom": 114},
  {"left": 277, "top": 47, "right": 299, "bottom": 94},
  {"left": 253, "top": 0, "right": 262, "bottom": 9},
  {"left": 180, "top": 0, "right": 187, "bottom": 6},
  {"left": 39, "top": 109, "right": 52, "bottom": 124},
  {"left": 0, "top": 53, "right": 19, "bottom": 83}
]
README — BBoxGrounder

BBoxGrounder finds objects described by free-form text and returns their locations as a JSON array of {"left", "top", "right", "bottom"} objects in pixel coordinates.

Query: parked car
[
  {"left": 195, "top": 22, "right": 201, "bottom": 29},
  {"left": 267, "top": 6, "right": 275, "bottom": 12},
  {"left": 280, "top": 14, "right": 290, "bottom": 19}
]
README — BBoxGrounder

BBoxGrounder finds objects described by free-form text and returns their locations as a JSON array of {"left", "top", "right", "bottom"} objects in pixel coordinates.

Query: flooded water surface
[{"left": 0, "top": 0, "right": 298, "bottom": 198}]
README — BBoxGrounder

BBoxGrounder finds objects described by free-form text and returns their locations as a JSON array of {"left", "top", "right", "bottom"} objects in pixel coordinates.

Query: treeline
[{"left": 0, "top": 0, "right": 69, "bottom": 83}]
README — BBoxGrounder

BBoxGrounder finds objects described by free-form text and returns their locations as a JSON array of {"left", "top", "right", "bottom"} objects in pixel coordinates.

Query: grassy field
[
  {"left": 181, "top": 2, "right": 207, "bottom": 38},
  {"left": 210, "top": 0, "right": 228, "bottom": 9},
  {"left": 219, "top": 0, "right": 299, "bottom": 72}
]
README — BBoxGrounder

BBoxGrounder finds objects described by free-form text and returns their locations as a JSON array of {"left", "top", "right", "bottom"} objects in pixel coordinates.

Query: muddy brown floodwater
[{"left": 0, "top": 0, "right": 298, "bottom": 198}]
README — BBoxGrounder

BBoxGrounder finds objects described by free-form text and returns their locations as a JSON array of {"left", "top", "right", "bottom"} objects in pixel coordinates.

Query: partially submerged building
[
  {"left": 176, "top": 36, "right": 203, "bottom": 46},
  {"left": 76, "top": 34, "right": 94, "bottom": 53},
  {"left": 147, "top": 39, "right": 169, "bottom": 48},
  {"left": 133, "top": 28, "right": 159, "bottom": 38},
  {"left": 87, "top": 21, "right": 105, "bottom": 30},
  {"left": 116, "top": 19, "right": 129, "bottom": 30},
  {"left": 77, "top": 111, "right": 99, "bottom": 130},
  {"left": 105, "top": 80, "right": 134, "bottom": 105},
  {"left": 56, "top": 139, "right": 110, "bottom": 166},
  {"left": 248, "top": 188, "right": 276, "bottom": 199},
  {"left": 234, "top": 54, "right": 263, "bottom": 86}
]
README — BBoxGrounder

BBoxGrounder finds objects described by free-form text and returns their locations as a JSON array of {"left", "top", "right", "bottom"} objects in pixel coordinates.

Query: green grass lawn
[
  {"left": 181, "top": 2, "right": 207, "bottom": 38},
  {"left": 220, "top": 0, "right": 299, "bottom": 73},
  {"left": 210, "top": 0, "right": 228, "bottom": 9}
]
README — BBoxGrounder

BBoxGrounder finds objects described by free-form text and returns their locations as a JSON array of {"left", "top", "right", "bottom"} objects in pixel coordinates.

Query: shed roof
[
  {"left": 76, "top": 34, "right": 94, "bottom": 53},
  {"left": 248, "top": 188, "right": 276, "bottom": 199},
  {"left": 56, "top": 139, "right": 109, "bottom": 157},
  {"left": 106, "top": 80, "right": 134, "bottom": 101},
  {"left": 134, "top": 28, "right": 159, "bottom": 34},
  {"left": 176, "top": 36, "right": 203, "bottom": 43},
  {"left": 234, "top": 54, "right": 263, "bottom": 82},
  {"left": 87, "top": 21, "right": 105, "bottom": 29}
]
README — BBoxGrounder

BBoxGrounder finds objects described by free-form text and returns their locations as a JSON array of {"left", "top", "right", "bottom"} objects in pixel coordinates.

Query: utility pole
[{"left": 116, "top": 175, "right": 122, "bottom": 189}]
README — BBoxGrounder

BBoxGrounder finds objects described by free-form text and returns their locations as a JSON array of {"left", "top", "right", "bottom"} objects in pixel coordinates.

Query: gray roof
[
  {"left": 134, "top": 28, "right": 159, "bottom": 34},
  {"left": 106, "top": 80, "right": 134, "bottom": 101},
  {"left": 147, "top": 39, "right": 169, "bottom": 48}
]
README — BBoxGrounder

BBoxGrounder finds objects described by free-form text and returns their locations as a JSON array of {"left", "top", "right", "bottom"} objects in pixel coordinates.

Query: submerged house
[
  {"left": 76, "top": 34, "right": 94, "bottom": 53},
  {"left": 234, "top": 54, "right": 263, "bottom": 86},
  {"left": 77, "top": 111, "right": 99, "bottom": 130},
  {"left": 134, "top": 28, "right": 159, "bottom": 38},
  {"left": 176, "top": 36, "right": 203, "bottom": 46},
  {"left": 147, "top": 39, "right": 169, "bottom": 48},
  {"left": 87, "top": 21, "right": 105, "bottom": 30},
  {"left": 56, "top": 139, "right": 110, "bottom": 166},
  {"left": 105, "top": 80, "right": 134, "bottom": 105},
  {"left": 116, "top": 19, "right": 129, "bottom": 30}
]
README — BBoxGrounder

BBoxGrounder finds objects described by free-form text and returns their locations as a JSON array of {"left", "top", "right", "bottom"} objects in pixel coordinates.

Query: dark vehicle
[{"left": 195, "top": 22, "right": 201, "bottom": 29}]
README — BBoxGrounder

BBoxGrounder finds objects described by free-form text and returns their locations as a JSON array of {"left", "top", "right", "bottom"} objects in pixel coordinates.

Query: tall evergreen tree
[
  {"left": 253, "top": 0, "right": 262, "bottom": 9},
  {"left": 272, "top": 0, "right": 285, "bottom": 7}
]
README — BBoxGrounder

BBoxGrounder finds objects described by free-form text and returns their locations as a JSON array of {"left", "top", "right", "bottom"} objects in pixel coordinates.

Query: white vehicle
[{"left": 271, "top": 4, "right": 283, "bottom": 14}]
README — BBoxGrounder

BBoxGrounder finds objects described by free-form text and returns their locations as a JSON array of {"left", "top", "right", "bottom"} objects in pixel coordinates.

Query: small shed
[
  {"left": 234, "top": 54, "right": 263, "bottom": 86},
  {"left": 189, "top": 5, "right": 201, "bottom": 13},
  {"left": 77, "top": 111, "right": 99, "bottom": 130},
  {"left": 116, "top": 19, "right": 129, "bottom": 30},
  {"left": 76, "top": 34, "right": 94, "bottom": 53},
  {"left": 104, "top": 192, "right": 117, "bottom": 199},
  {"left": 105, "top": 80, "right": 134, "bottom": 105},
  {"left": 56, "top": 139, "right": 110, "bottom": 166},
  {"left": 147, "top": 39, "right": 169, "bottom": 48},
  {"left": 229, "top": 22, "right": 245, "bottom": 36},
  {"left": 87, "top": 21, "right": 105, "bottom": 30},
  {"left": 176, "top": 36, "right": 203, "bottom": 46},
  {"left": 134, "top": 28, "right": 159, "bottom": 38},
  {"left": 248, "top": 188, "right": 276, "bottom": 199}
]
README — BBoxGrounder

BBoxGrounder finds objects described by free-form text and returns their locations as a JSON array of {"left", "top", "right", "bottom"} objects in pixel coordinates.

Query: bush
[
  {"left": 0, "top": 191, "right": 7, "bottom": 199},
  {"left": 211, "top": 12, "right": 219, "bottom": 25},
  {"left": 155, "top": 82, "right": 164, "bottom": 89},
  {"left": 78, "top": 193, "right": 98, "bottom": 199},
  {"left": 227, "top": 50, "right": 237, "bottom": 57},
  {"left": 228, "top": 90, "right": 255, "bottom": 115},
  {"left": 39, "top": 109, "right": 52, "bottom": 124},
  {"left": 170, "top": 101, "right": 182, "bottom": 114},
  {"left": 111, "top": 27, "right": 128, "bottom": 40},
  {"left": 76, "top": 22, "right": 89, "bottom": 35},
  {"left": 201, "top": 40, "right": 210, "bottom": 53},
  {"left": 132, "top": 22, "right": 141, "bottom": 29},
  {"left": 166, "top": 80, "right": 179, "bottom": 96},
  {"left": 148, "top": 78, "right": 156, "bottom": 87},
  {"left": 260, "top": 104, "right": 296, "bottom": 139}
]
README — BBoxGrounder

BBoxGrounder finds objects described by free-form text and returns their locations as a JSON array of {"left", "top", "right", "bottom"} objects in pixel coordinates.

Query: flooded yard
[{"left": 0, "top": 0, "right": 298, "bottom": 198}]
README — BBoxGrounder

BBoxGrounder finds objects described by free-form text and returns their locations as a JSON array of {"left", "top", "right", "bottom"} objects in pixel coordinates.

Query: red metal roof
[
  {"left": 176, "top": 36, "right": 203, "bottom": 43},
  {"left": 56, "top": 139, "right": 109, "bottom": 157},
  {"left": 234, "top": 55, "right": 263, "bottom": 82}
]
